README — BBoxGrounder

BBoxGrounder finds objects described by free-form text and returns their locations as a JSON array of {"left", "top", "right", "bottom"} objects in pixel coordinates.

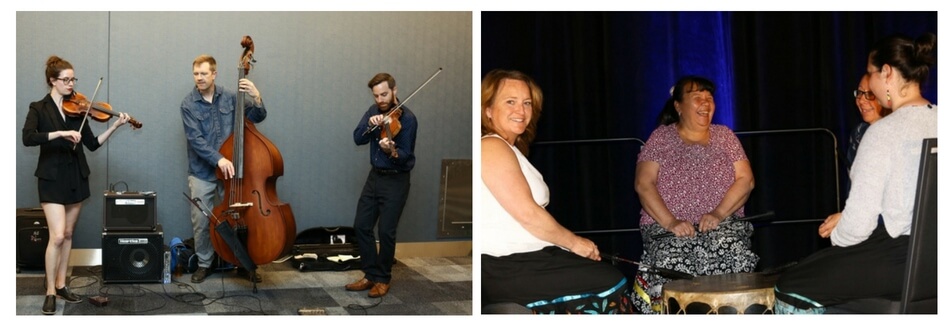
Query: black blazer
[{"left": 22, "top": 93, "right": 102, "bottom": 181}]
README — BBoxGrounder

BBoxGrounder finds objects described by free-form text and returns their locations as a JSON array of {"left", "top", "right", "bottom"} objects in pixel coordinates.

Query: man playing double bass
[
  {"left": 180, "top": 54, "right": 265, "bottom": 284},
  {"left": 347, "top": 73, "right": 418, "bottom": 298}
]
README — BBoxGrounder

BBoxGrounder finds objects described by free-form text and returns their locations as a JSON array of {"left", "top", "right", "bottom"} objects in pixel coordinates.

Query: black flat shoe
[
  {"left": 42, "top": 295, "right": 56, "bottom": 315},
  {"left": 55, "top": 286, "right": 82, "bottom": 303}
]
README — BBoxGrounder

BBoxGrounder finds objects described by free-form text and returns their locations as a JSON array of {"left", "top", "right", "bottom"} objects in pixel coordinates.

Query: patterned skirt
[{"left": 631, "top": 219, "right": 759, "bottom": 314}]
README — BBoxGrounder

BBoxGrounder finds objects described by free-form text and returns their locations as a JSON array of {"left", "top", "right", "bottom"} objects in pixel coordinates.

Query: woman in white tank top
[{"left": 480, "top": 69, "right": 631, "bottom": 314}]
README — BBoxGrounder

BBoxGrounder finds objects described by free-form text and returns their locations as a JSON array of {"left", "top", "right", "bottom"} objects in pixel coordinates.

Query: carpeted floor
[{"left": 15, "top": 256, "right": 472, "bottom": 316}]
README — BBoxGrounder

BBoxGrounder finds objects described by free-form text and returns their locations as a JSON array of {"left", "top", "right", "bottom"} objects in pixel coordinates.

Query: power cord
[
  {"left": 345, "top": 295, "right": 384, "bottom": 315},
  {"left": 108, "top": 181, "right": 129, "bottom": 193}
]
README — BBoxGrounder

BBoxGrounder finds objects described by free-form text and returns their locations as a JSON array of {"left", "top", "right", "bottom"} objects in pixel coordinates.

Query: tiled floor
[{"left": 15, "top": 256, "right": 472, "bottom": 316}]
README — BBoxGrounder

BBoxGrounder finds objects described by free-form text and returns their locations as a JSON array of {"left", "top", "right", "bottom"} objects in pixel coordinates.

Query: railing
[{"left": 532, "top": 128, "right": 840, "bottom": 236}]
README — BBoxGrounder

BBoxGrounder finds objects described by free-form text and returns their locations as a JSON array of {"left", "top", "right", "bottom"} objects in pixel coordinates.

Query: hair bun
[
  {"left": 45, "top": 55, "right": 63, "bottom": 67},
  {"left": 913, "top": 32, "right": 936, "bottom": 66}
]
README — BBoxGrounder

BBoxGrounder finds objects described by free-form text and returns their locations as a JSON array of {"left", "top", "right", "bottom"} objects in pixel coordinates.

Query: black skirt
[{"left": 37, "top": 157, "right": 89, "bottom": 205}]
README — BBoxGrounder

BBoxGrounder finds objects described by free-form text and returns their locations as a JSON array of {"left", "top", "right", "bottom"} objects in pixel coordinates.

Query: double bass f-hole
[{"left": 251, "top": 190, "right": 270, "bottom": 216}]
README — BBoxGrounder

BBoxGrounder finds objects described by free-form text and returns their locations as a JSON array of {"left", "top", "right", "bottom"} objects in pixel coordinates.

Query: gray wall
[{"left": 16, "top": 12, "right": 473, "bottom": 249}]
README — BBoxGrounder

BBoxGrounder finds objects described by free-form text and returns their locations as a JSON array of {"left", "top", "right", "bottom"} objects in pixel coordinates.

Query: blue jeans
[
  {"left": 353, "top": 169, "right": 410, "bottom": 284},
  {"left": 188, "top": 175, "right": 222, "bottom": 268}
]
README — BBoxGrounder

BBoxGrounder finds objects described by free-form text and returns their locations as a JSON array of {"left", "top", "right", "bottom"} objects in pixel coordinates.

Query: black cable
[
  {"left": 345, "top": 295, "right": 384, "bottom": 315},
  {"left": 80, "top": 265, "right": 266, "bottom": 315},
  {"left": 108, "top": 181, "right": 129, "bottom": 192}
]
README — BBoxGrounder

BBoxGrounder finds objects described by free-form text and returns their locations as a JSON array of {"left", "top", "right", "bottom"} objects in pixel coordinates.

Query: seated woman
[
  {"left": 480, "top": 69, "right": 631, "bottom": 314},
  {"left": 631, "top": 76, "right": 758, "bottom": 314},
  {"left": 846, "top": 73, "right": 892, "bottom": 176},
  {"left": 775, "top": 33, "right": 937, "bottom": 314}
]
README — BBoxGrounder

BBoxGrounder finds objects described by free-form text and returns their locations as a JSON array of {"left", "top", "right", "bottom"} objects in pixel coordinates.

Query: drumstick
[
  {"left": 651, "top": 211, "right": 775, "bottom": 240},
  {"left": 600, "top": 253, "right": 695, "bottom": 280}
]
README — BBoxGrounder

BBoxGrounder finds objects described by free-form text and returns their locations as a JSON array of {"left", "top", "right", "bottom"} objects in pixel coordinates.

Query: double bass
[{"left": 210, "top": 35, "right": 296, "bottom": 267}]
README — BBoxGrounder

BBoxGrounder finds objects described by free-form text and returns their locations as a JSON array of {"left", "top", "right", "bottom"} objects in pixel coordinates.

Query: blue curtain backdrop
[{"left": 481, "top": 11, "right": 937, "bottom": 275}]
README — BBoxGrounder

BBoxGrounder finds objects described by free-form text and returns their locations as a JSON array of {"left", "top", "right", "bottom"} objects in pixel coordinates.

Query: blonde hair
[{"left": 192, "top": 54, "right": 217, "bottom": 72}]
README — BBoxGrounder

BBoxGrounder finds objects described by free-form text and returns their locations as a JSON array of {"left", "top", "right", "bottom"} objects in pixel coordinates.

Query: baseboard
[
  {"left": 72, "top": 241, "right": 472, "bottom": 266},
  {"left": 70, "top": 249, "right": 102, "bottom": 267},
  {"left": 394, "top": 241, "right": 472, "bottom": 258}
]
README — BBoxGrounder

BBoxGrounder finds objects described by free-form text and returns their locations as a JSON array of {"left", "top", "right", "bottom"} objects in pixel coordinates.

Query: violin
[
  {"left": 362, "top": 67, "right": 442, "bottom": 137},
  {"left": 380, "top": 105, "right": 402, "bottom": 139},
  {"left": 63, "top": 92, "right": 142, "bottom": 129}
]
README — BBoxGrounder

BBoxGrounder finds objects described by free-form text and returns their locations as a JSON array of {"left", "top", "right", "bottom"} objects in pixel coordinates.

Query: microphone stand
[{"left": 183, "top": 192, "right": 259, "bottom": 293}]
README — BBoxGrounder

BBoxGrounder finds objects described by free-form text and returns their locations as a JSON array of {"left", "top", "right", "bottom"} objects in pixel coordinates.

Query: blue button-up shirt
[
  {"left": 353, "top": 104, "right": 417, "bottom": 171},
  {"left": 181, "top": 85, "right": 266, "bottom": 181}
]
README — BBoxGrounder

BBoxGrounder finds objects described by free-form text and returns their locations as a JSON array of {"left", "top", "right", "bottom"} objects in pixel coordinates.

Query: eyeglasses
[
  {"left": 56, "top": 77, "right": 78, "bottom": 84},
  {"left": 853, "top": 89, "right": 876, "bottom": 101}
]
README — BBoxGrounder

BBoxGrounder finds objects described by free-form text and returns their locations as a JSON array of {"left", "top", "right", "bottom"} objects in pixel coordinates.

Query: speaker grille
[{"left": 102, "top": 225, "right": 163, "bottom": 283}]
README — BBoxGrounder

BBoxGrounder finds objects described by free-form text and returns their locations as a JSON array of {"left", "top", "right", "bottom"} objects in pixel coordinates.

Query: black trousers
[
  {"left": 353, "top": 169, "right": 410, "bottom": 284},
  {"left": 775, "top": 223, "right": 908, "bottom": 308},
  {"left": 482, "top": 246, "right": 628, "bottom": 307}
]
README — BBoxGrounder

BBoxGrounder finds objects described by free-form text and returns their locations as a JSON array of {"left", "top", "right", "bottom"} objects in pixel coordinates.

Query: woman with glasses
[
  {"left": 22, "top": 55, "right": 130, "bottom": 315},
  {"left": 775, "top": 33, "right": 937, "bottom": 314},
  {"left": 846, "top": 73, "right": 892, "bottom": 176}
]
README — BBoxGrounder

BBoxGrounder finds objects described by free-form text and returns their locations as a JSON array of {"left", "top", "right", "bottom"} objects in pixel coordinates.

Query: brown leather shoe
[
  {"left": 368, "top": 282, "right": 390, "bottom": 298},
  {"left": 345, "top": 278, "right": 374, "bottom": 291}
]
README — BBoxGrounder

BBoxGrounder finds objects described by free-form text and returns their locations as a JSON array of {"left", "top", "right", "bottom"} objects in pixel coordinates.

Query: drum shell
[{"left": 662, "top": 272, "right": 779, "bottom": 314}]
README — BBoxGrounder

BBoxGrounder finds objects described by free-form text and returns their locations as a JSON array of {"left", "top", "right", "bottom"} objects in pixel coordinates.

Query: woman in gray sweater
[{"left": 774, "top": 32, "right": 938, "bottom": 314}]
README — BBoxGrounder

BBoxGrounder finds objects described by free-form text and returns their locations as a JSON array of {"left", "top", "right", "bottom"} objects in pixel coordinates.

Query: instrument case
[
  {"left": 291, "top": 226, "right": 361, "bottom": 271},
  {"left": 17, "top": 208, "right": 48, "bottom": 270}
]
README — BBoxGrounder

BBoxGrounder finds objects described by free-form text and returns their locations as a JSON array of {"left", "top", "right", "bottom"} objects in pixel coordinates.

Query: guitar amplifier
[
  {"left": 102, "top": 224, "right": 164, "bottom": 284},
  {"left": 103, "top": 191, "right": 156, "bottom": 231}
]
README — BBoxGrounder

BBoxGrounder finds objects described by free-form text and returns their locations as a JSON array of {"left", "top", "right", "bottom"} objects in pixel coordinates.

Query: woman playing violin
[{"left": 21, "top": 55, "right": 130, "bottom": 315}]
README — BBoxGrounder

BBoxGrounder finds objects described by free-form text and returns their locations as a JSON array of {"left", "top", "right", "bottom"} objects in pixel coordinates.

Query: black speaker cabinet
[
  {"left": 102, "top": 224, "right": 164, "bottom": 284},
  {"left": 17, "top": 208, "right": 48, "bottom": 269},
  {"left": 103, "top": 191, "right": 156, "bottom": 231}
]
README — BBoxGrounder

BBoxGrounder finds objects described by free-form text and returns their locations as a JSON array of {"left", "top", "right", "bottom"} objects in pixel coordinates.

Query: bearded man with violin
[
  {"left": 22, "top": 55, "right": 132, "bottom": 315},
  {"left": 347, "top": 73, "right": 418, "bottom": 298},
  {"left": 180, "top": 54, "right": 265, "bottom": 284}
]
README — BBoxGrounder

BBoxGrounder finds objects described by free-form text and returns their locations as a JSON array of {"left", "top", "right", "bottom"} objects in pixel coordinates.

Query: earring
[{"left": 886, "top": 89, "right": 892, "bottom": 107}]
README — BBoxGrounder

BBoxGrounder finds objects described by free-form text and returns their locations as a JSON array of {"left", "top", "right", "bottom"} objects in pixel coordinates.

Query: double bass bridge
[{"left": 223, "top": 202, "right": 253, "bottom": 221}]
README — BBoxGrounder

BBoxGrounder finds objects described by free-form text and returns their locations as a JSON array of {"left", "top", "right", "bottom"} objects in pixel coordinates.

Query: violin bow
[
  {"left": 363, "top": 67, "right": 443, "bottom": 136},
  {"left": 73, "top": 77, "right": 104, "bottom": 150}
]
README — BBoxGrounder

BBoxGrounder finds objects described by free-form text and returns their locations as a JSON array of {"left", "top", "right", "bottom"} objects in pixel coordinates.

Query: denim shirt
[
  {"left": 181, "top": 85, "right": 266, "bottom": 181},
  {"left": 352, "top": 104, "right": 417, "bottom": 171}
]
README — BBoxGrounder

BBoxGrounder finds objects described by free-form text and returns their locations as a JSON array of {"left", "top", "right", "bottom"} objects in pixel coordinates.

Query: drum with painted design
[{"left": 662, "top": 272, "right": 779, "bottom": 314}]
